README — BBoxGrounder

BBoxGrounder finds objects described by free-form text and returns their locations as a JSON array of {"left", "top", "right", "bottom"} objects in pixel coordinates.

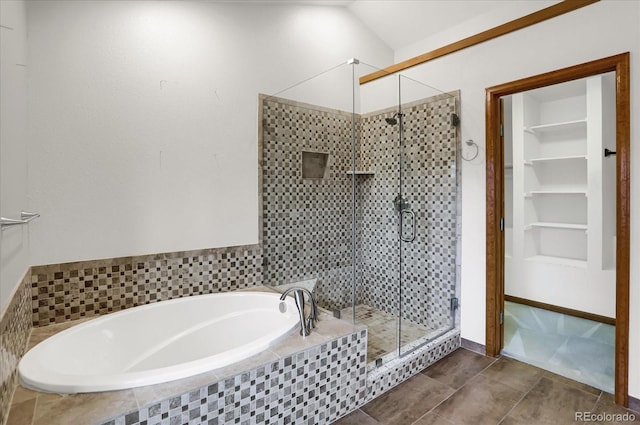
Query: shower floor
[{"left": 338, "top": 304, "right": 434, "bottom": 362}]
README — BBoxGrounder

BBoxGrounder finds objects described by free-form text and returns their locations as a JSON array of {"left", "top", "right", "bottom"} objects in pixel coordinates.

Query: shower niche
[
  {"left": 301, "top": 151, "right": 329, "bottom": 179},
  {"left": 259, "top": 60, "right": 460, "bottom": 372}
]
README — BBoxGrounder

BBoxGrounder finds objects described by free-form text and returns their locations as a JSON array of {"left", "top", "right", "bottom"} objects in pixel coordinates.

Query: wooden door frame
[{"left": 485, "top": 52, "right": 630, "bottom": 406}]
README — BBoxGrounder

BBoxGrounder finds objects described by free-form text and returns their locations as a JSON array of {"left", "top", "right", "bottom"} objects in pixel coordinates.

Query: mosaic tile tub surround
[
  {"left": 0, "top": 271, "right": 32, "bottom": 425},
  {"left": 29, "top": 245, "right": 263, "bottom": 327},
  {"left": 8, "top": 284, "right": 368, "bottom": 425},
  {"left": 99, "top": 330, "right": 368, "bottom": 425},
  {"left": 1, "top": 245, "right": 263, "bottom": 425}
]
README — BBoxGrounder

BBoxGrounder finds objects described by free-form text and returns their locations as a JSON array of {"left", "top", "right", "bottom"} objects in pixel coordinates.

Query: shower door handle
[{"left": 400, "top": 209, "right": 416, "bottom": 242}]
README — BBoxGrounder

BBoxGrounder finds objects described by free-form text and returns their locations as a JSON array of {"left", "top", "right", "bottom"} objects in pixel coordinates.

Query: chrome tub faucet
[{"left": 279, "top": 287, "right": 318, "bottom": 337}]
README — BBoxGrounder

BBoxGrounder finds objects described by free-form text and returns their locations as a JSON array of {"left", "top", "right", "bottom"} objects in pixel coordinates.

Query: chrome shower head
[{"left": 385, "top": 112, "right": 402, "bottom": 126}]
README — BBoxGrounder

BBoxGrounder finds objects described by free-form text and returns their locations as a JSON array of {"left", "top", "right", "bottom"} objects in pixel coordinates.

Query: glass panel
[
  {"left": 398, "top": 75, "right": 458, "bottom": 356},
  {"left": 356, "top": 71, "right": 401, "bottom": 366},
  {"left": 260, "top": 62, "right": 357, "bottom": 320}
]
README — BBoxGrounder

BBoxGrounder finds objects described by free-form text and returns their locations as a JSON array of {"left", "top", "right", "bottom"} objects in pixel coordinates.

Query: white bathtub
[{"left": 19, "top": 291, "right": 299, "bottom": 393}]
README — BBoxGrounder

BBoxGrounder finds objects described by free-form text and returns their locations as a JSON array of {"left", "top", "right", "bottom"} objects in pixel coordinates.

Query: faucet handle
[{"left": 307, "top": 316, "right": 315, "bottom": 330}]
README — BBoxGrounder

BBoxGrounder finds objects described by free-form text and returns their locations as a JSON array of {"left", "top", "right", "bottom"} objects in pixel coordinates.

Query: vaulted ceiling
[
  {"left": 258, "top": 0, "right": 562, "bottom": 51},
  {"left": 346, "top": 0, "right": 519, "bottom": 50}
]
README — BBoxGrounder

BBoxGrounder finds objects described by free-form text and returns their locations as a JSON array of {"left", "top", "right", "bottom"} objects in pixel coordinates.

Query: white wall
[
  {"left": 26, "top": 1, "right": 392, "bottom": 266},
  {"left": 0, "top": 0, "right": 29, "bottom": 312},
  {"left": 392, "top": 0, "right": 640, "bottom": 398}
]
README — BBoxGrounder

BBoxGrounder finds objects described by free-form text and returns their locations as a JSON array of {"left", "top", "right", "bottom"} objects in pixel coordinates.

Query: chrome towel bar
[{"left": 1, "top": 211, "right": 40, "bottom": 230}]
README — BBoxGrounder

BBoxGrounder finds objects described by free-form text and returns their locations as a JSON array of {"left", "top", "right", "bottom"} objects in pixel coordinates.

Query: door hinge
[
  {"left": 450, "top": 297, "right": 459, "bottom": 311},
  {"left": 499, "top": 311, "right": 504, "bottom": 325},
  {"left": 451, "top": 113, "right": 460, "bottom": 127},
  {"left": 500, "top": 217, "right": 504, "bottom": 232},
  {"left": 500, "top": 123, "right": 504, "bottom": 137}
]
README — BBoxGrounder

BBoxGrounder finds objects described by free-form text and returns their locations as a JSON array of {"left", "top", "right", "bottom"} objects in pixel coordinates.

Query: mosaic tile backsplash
[
  {"left": 99, "top": 330, "right": 368, "bottom": 425},
  {"left": 30, "top": 245, "right": 263, "bottom": 327},
  {"left": 0, "top": 271, "right": 32, "bottom": 425},
  {"left": 260, "top": 94, "right": 459, "bottom": 330}
]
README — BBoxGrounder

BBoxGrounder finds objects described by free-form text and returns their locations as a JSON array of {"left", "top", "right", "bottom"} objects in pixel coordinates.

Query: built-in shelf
[
  {"left": 525, "top": 190, "right": 587, "bottom": 197},
  {"left": 506, "top": 76, "right": 615, "bottom": 316},
  {"left": 346, "top": 170, "right": 375, "bottom": 176},
  {"left": 525, "top": 255, "right": 587, "bottom": 268},
  {"left": 525, "top": 222, "right": 588, "bottom": 230},
  {"left": 525, "top": 155, "right": 587, "bottom": 165},
  {"left": 524, "top": 118, "right": 587, "bottom": 134}
]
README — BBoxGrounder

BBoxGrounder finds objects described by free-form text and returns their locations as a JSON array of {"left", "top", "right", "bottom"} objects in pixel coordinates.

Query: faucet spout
[{"left": 279, "top": 287, "right": 318, "bottom": 337}]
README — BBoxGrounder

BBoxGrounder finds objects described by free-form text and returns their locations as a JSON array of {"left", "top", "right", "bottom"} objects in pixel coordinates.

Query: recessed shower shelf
[{"left": 346, "top": 170, "right": 375, "bottom": 176}]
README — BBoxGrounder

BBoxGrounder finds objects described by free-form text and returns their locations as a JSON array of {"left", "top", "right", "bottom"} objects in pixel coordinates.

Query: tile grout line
[
  {"left": 479, "top": 357, "right": 546, "bottom": 395},
  {"left": 31, "top": 394, "right": 39, "bottom": 425},
  {"left": 591, "top": 390, "right": 604, "bottom": 414},
  {"left": 357, "top": 408, "right": 382, "bottom": 425},
  {"left": 410, "top": 354, "right": 501, "bottom": 424},
  {"left": 494, "top": 374, "right": 545, "bottom": 424}
]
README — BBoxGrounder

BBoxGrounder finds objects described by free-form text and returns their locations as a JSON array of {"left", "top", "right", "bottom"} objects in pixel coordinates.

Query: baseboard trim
[
  {"left": 505, "top": 295, "right": 615, "bottom": 325},
  {"left": 461, "top": 338, "right": 486, "bottom": 356},
  {"left": 628, "top": 395, "right": 640, "bottom": 414}
]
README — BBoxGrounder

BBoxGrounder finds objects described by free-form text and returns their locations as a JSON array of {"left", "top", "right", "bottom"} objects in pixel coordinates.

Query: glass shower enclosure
[{"left": 259, "top": 60, "right": 460, "bottom": 368}]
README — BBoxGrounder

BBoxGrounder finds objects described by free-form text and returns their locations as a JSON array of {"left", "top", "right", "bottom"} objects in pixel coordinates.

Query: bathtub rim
[{"left": 18, "top": 291, "right": 300, "bottom": 394}]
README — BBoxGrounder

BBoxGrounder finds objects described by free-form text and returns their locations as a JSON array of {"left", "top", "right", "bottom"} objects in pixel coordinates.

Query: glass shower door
[{"left": 397, "top": 75, "right": 459, "bottom": 356}]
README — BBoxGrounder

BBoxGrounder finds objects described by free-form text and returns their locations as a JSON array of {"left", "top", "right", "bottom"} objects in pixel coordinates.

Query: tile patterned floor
[
  {"left": 503, "top": 301, "right": 615, "bottom": 393},
  {"left": 333, "top": 348, "right": 640, "bottom": 425},
  {"left": 339, "top": 304, "right": 434, "bottom": 362}
]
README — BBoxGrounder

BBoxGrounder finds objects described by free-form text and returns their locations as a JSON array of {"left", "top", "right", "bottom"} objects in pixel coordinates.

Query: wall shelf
[
  {"left": 525, "top": 222, "right": 588, "bottom": 230},
  {"left": 524, "top": 118, "right": 587, "bottom": 134},
  {"left": 525, "top": 190, "right": 587, "bottom": 197},
  {"left": 524, "top": 255, "right": 588, "bottom": 268},
  {"left": 526, "top": 155, "right": 587, "bottom": 164}
]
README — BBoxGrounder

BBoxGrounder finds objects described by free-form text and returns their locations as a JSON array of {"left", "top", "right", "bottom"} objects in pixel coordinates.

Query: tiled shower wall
[
  {"left": 359, "top": 95, "right": 458, "bottom": 329},
  {"left": 260, "top": 94, "right": 459, "bottom": 330},
  {"left": 261, "top": 96, "right": 357, "bottom": 311}
]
